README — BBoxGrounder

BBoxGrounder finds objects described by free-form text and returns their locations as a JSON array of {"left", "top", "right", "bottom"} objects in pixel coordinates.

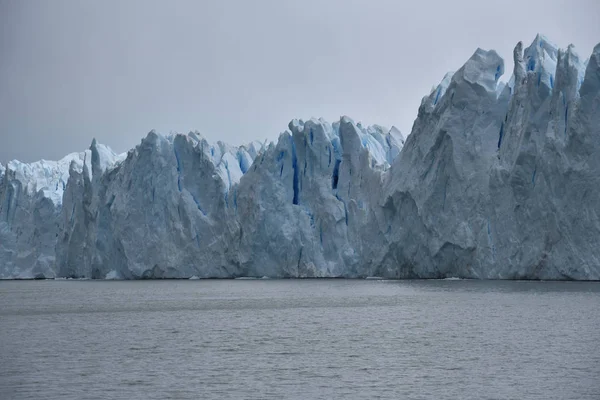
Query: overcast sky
[{"left": 1, "top": 0, "right": 599, "bottom": 163}]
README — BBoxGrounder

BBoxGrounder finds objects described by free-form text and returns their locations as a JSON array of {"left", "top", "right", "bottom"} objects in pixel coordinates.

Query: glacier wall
[{"left": 1, "top": 35, "right": 599, "bottom": 280}]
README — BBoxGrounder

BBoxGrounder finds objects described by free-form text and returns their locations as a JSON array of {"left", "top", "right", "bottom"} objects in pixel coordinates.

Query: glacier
[{"left": 1, "top": 35, "right": 599, "bottom": 280}]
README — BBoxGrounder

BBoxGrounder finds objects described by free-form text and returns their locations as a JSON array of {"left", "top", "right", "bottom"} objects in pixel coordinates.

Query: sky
[{"left": 1, "top": 0, "right": 599, "bottom": 163}]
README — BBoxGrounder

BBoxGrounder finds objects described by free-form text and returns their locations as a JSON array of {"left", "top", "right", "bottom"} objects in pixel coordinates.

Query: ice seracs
[
  {"left": 54, "top": 130, "right": 268, "bottom": 279},
  {"left": 0, "top": 141, "right": 124, "bottom": 278},
  {"left": 2, "top": 34, "right": 600, "bottom": 280},
  {"left": 6, "top": 152, "right": 85, "bottom": 206}
]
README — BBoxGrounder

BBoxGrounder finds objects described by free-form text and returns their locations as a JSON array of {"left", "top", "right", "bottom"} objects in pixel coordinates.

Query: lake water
[{"left": 0, "top": 279, "right": 599, "bottom": 399}]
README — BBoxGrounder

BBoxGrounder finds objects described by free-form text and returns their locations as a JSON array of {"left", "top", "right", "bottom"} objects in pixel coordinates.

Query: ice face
[
  {"left": 0, "top": 140, "right": 124, "bottom": 279},
  {"left": 2, "top": 34, "right": 600, "bottom": 280}
]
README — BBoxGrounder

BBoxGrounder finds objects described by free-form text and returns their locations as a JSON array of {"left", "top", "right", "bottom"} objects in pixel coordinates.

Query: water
[{"left": 1, "top": 279, "right": 599, "bottom": 400}]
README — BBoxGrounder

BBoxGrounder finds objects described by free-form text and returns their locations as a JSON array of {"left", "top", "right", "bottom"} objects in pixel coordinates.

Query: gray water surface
[{"left": 1, "top": 279, "right": 599, "bottom": 399}]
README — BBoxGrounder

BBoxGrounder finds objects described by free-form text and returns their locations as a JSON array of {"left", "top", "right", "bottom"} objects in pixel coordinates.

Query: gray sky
[{"left": 1, "top": 0, "right": 599, "bottom": 163}]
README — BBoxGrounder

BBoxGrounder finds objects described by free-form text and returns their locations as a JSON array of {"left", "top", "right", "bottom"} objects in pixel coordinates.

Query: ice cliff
[
  {"left": 1, "top": 35, "right": 599, "bottom": 280},
  {"left": 0, "top": 145, "right": 125, "bottom": 278}
]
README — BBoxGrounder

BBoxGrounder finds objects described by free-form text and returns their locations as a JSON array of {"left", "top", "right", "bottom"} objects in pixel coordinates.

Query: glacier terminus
[{"left": 1, "top": 35, "right": 600, "bottom": 280}]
